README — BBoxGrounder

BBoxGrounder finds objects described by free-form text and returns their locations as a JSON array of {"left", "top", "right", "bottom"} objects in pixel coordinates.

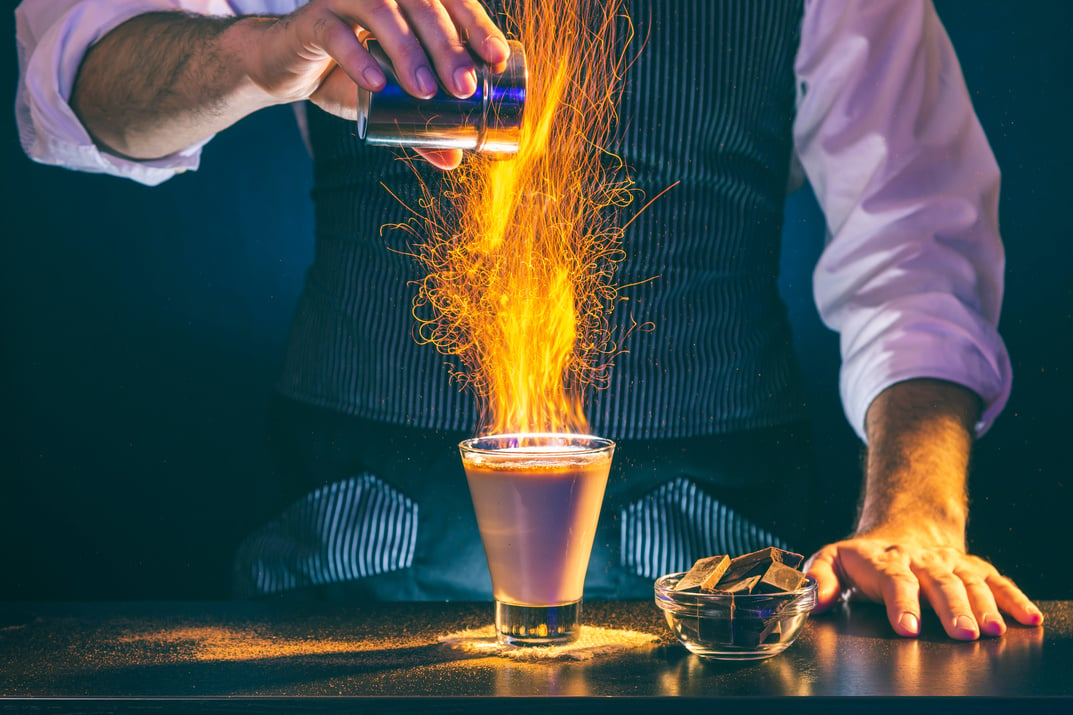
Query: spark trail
[{"left": 410, "top": 0, "right": 635, "bottom": 436}]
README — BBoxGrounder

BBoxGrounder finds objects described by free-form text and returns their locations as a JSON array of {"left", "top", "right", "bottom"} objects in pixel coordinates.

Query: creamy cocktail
[{"left": 460, "top": 433, "right": 614, "bottom": 645}]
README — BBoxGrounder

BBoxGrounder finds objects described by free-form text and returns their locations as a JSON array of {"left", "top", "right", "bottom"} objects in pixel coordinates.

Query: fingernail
[
  {"left": 953, "top": 615, "right": 979, "bottom": 639},
  {"left": 362, "top": 66, "right": 385, "bottom": 90},
  {"left": 454, "top": 67, "right": 477, "bottom": 97},
  {"left": 981, "top": 613, "right": 1006, "bottom": 637},
  {"left": 899, "top": 612, "right": 920, "bottom": 636},
  {"left": 1027, "top": 605, "right": 1044, "bottom": 625},
  {"left": 484, "top": 36, "right": 510, "bottom": 61},
  {"left": 415, "top": 66, "right": 437, "bottom": 97}
]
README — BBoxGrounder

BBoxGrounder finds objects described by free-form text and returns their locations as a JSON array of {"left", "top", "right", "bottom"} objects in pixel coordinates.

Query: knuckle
[
  {"left": 957, "top": 573, "right": 989, "bottom": 589},
  {"left": 913, "top": 548, "right": 957, "bottom": 571},
  {"left": 878, "top": 544, "right": 908, "bottom": 564},
  {"left": 877, "top": 564, "right": 916, "bottom": 583},
  {"left": 921, "top": 570, "right": 961, "bottom": 589},
  {"left": 400, "top": 0, "right": 440, "bottom": 14},
  {"left": 358, "top": 1, "right": 399, "bottom": 25}
]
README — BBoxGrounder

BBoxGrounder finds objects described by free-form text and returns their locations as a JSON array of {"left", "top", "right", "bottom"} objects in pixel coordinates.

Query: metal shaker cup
[{"left": 356, "top": 39, "right": 527, "bottom": 156}]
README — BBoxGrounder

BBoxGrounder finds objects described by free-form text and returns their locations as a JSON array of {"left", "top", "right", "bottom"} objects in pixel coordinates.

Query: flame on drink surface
[{"left": 408, "top": 0, "right": 635, "bottom": 436}]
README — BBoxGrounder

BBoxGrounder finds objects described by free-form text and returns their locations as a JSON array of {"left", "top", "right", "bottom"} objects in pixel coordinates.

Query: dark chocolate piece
[
  {"left": 718, "top": 574, "right": 761, "bottom": 594},
  {"left": 693, "top": 614, "right": 733, "bottom": 645},
  {"left": 710, "top": 550, "right": 771, "bottom": 593},
  {"left": 675, "top": 555, "right": 731, "bottom": 592},
  {"left": 760, "top": 619, "right": 784, "bottom": 645},
  {"left": 733, "top": 546, "right": 804, "bottom": 571},
  {"left": 710, "top": 547, "right": 806, "bottom": 594},
  {"left": 771, "top": 547, "right": 805, "bottom": 570},
  {"left": 754, "top": 561, "right": 807, "bottom": 594}
]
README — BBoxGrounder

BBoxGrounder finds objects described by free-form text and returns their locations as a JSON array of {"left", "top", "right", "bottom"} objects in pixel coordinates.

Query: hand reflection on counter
[
  {"left": 652, "top": 600, "right": 1046, "bottom": 698},
  {"left": 808, "top": 602, "right": 1045, "bottom": 696}
]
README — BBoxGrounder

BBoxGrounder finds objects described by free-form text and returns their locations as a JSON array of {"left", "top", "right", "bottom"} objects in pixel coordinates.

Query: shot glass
[{"left": 459, "top": 433, "right": 615, "bottom": 646}]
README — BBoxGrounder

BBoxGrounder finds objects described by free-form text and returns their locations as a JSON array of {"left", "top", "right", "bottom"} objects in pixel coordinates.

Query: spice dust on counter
[
  {"left": 115, "top": 626, "right": 407, "bottom": 663},
  {"left": 439, "top": 625, "right": 659, "bottom": 661}
]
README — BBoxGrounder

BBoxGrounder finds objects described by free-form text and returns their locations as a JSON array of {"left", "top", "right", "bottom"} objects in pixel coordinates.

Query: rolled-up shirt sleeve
[
  {"left": 14, "top": 0, "right": 280, "bottom": 186},
  {"left": 792, "top": 0, "right": 1011, "bottom": 442}
]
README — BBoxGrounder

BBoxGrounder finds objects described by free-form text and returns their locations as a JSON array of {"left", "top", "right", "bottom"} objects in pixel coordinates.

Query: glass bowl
[{"left": 654, "top": 572, "right": 817, "bottom": 661}]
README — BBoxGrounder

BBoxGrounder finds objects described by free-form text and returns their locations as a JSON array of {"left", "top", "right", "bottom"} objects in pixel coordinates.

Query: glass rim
[
  {"left": 654, "top": 572, "right": 819, "bottom": 602},
  {"left": 459, "top": 432, "right": 615, "bottom": 457}
]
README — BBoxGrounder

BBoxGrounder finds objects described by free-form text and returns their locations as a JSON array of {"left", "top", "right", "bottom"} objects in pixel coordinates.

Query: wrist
[
  {"left": 855, "top": 509, "right": 966, "bottom": 550},
  {"left": 856, "top": 474, "right": 968, "bottom": 543},
  {"left": 857, "top": 378, "right": 977, "bottom": 550},
  {"left": 225, "top": 17, "right": 287, "bottom": 111}
]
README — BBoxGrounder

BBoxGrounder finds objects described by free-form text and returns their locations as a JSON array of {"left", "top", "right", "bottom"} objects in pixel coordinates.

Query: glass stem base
[{"left": 495, "top": 599, "right": 582, "bottom": 646}]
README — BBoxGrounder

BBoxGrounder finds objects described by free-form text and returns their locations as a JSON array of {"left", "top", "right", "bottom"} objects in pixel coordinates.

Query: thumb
[
  {"left": 805, "top": 544, "right": 844, "bottom": 614},
  {"left": 415, "top": 147, "right": 464, "bottom": 170}
]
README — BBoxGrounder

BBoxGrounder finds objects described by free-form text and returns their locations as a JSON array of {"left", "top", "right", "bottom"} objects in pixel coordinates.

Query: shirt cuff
[
  {"left": 16, "top": 0, "right": 228, "bottom": 185},
  {"left": 839, "top": 293, "right": 1013, "bottom": 442}
]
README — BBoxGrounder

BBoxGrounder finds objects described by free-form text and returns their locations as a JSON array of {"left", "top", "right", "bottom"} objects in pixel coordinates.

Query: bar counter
[{"left": 1, "top": 599, "right": 1070, "bottom": 712}]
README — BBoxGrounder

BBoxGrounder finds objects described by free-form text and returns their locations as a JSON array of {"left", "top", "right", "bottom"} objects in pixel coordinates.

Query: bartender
[{"left": 15, "top": 0, "right": 1043, "bottom": 640}]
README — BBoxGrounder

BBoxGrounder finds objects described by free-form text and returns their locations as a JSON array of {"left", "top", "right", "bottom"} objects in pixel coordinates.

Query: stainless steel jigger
[{"left": 356, "top": 39, "right": 527, "bottom": 156}]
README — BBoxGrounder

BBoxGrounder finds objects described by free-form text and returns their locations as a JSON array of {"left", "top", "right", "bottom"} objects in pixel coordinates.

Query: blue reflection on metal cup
[{"left": 356, "top": 39, "right": 527, "bottom": 156}]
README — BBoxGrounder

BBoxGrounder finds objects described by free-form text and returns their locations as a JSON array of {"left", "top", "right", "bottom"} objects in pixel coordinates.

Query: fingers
[
  {"left": 836, "top": 542, "right": 924, "bottom": 637},
  {"left": 317, "top": 1, "right": 436, "bottom": 98},
  {"left": 809, "top": 538, "right": 1043, "bottom": 641},
  {"left": 914, "top": 558, "right": 980, "bottom": 640},
  {"left": 913, "top": 553, "right": 1043, "bottom": 640},
  {"left": 324, "top": 0, "right": 506, "bottom": 99},
  {"left": 804, "top": 545, "right": 844, "bottom": 614},
  {"left": 415, "top": 147, "right": 464, "bottom": 170},
  {"left": 309, "top": 11, "right": 390, "bottom": 93},
  {"left": 371, "top": 0, "right": 472, "bottom": 98},
  {"left": 964, "top": 580, "right": 1004, "bottom": 636},
  {"left": 441, "top": 0, "right": 511, "bottom": 67},
  {"left": 871, "top": 547, "right": 923, "bottom": 638},
  {"left": 275, "top": 0, "right": 510, "bottom": 116},
  {"left": 985, "top": 570, "right": 1045, "bottom": 627},
  {"left": 805, "top": 543, "right": 921, "bottom": 638}
]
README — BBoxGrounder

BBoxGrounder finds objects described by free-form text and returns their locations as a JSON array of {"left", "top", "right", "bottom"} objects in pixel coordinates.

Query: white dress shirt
[{"left": 13, "top": 0, "right": 1012, "bottom": 441}]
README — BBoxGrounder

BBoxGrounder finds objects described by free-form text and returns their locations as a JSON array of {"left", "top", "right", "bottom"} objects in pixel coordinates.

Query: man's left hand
[{"left": 806, "top": 533, "right": 1044, "bottom": 640}]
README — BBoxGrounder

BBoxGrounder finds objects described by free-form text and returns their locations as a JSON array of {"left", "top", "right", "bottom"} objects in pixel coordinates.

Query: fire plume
[{"left": 410, "top": 0, "right": 634, "bottom": 436}]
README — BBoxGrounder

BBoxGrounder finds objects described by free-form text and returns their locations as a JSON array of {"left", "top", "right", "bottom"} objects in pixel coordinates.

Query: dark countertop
[{"left": 1, "top": 599, "right": 1070, "bottom": 712}]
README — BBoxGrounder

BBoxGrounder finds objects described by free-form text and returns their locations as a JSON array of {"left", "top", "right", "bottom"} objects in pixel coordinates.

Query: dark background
[{"left": 2, "top": 2, "right": 1070, "bottom": 601}]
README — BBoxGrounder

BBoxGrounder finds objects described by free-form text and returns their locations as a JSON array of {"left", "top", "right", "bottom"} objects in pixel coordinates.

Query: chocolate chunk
[
  {"left": 731, "top": 547, "right": 804, "bottom": 572},
  {"left": 754, "top": 561, "right": 807, "bottom": 594},
  {"left": 710, "top": 551, "right": 770, "bottom": 593},
  {"left": 760, "top": 619, "right": 784, "bottom": 645},
  {"left": 730, "top": 614, "right": 768, "bottom": 647},
  {"left": 718, "top": 574, "right": 761, "bottom": 594},
  {"left": 770, "top": 547, "right": 805, "bottom": 570},
  {"left": 675, "top": 555, "right": 731, "bottom": 592},
  {"left": 694, "top": 615, "right": 733, "bottom": 645},
  {"left": 710, "top": 547, "right": 807, "bottom": 595}
]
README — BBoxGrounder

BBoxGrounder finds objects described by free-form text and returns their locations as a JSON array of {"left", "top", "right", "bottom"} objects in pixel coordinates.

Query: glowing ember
[{"left": 407, "top": 0, "right": 635, "bottom": 436}]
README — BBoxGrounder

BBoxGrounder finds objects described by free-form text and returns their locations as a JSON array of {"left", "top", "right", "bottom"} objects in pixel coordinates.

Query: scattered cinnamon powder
[
  {"left": 116, "top": 626, "right": 389, "bottom": 662},
  {"left": 109, "top": 622, "right": 657, "bottom": 666},
  {"left": 439, "top": 625, "right": 658, "bottom": 662}
]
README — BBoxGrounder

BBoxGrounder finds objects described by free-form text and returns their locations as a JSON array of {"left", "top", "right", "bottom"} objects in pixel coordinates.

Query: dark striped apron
[{"left": 235, "top": 0, "right": 815, "bottom": 600}]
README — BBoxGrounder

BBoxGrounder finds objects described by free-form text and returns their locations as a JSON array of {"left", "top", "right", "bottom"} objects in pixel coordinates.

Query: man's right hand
[
  {"left": 249, "top": 0, "right": 511, "bottom": 118},
  {"left": 73, "top": 1, "right": 509, "bottom": 163}
]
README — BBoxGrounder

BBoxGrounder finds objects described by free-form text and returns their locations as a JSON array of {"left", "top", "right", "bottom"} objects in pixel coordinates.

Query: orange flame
[{"left": 410, "top": 0, "right": 634, "bottom": 436}]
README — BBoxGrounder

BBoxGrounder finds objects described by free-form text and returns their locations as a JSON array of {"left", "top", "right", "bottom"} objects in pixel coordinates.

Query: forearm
[
  {"left": 71, "top": 12, "right": 278, "bottom": 160},
  {"left": 809, "top": 377, "right": 1040, "bottom": 637},
  {"left": 856, "top": 378, "right": 981, "bottom": 547},
  {"left": 64, "top": 2, "right": 509, "bottom": 167}
]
